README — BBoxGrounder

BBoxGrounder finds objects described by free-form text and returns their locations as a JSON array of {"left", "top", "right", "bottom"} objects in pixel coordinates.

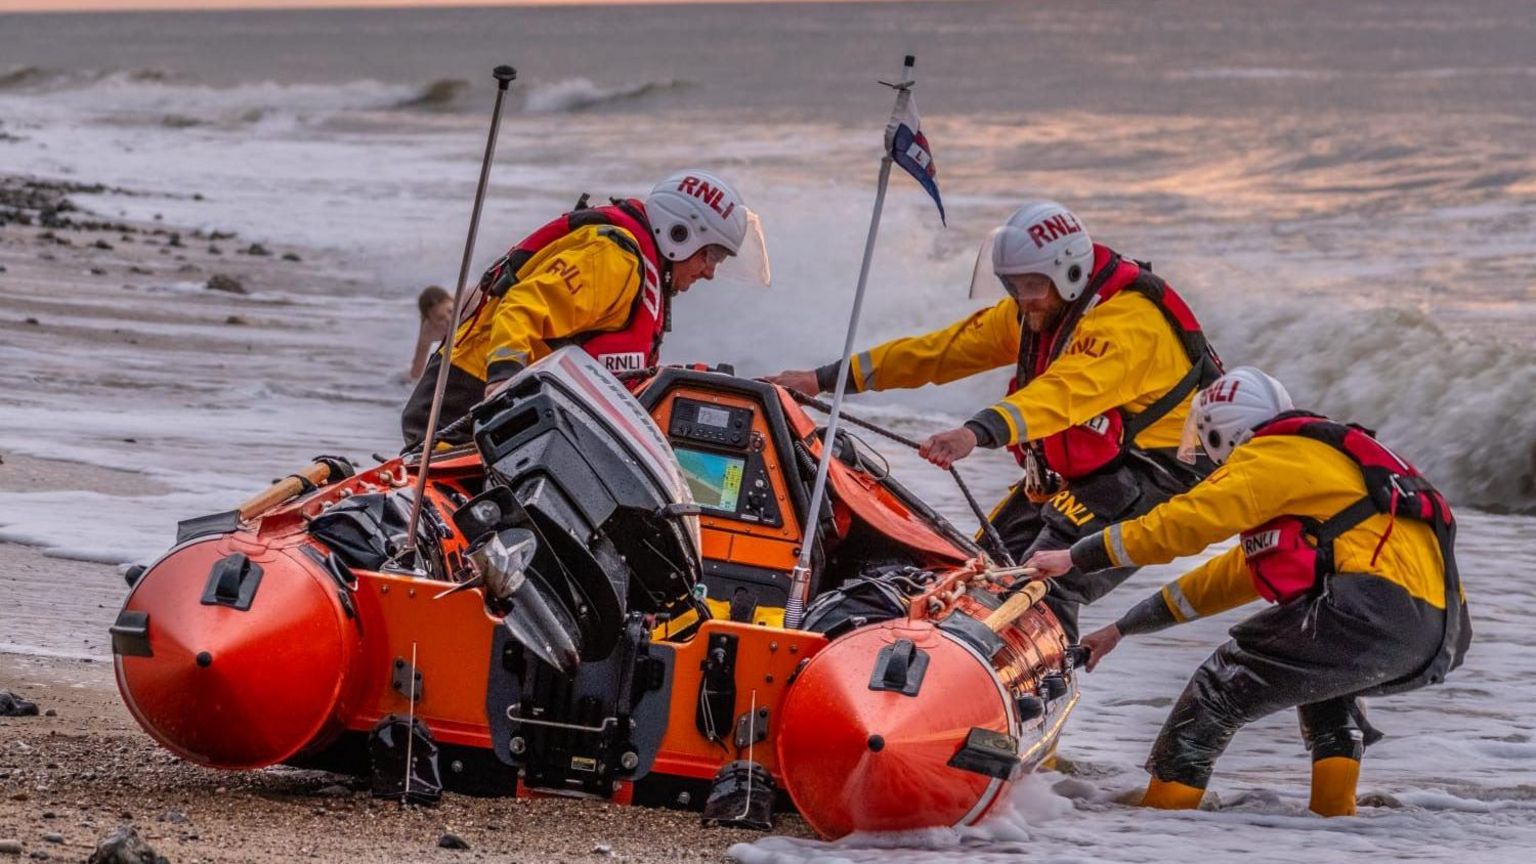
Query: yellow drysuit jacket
[
  {"left": 451, "top": 224, "right": 648, "bottom": 385},
  {"left": 839, "top": 291, "right": 1195, "bottom": 450},
  {"left": 1075, "top": 434, "right": 1451, "bottom": 624}
]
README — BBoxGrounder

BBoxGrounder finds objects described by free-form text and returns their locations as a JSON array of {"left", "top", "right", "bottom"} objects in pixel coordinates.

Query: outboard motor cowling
[{"left": 465, "top": 348, "right": 702, "bottom": 668}]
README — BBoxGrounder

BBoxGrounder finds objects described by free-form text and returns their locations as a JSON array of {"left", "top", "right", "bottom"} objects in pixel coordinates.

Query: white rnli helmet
[
  {"left": 645, "top": 170, "right": 771, "bottom": 287},
  {"left": 1179, "top": 366, "right": 1294, "bottom": 465},
  {"left": 970, "top": 200, "right": 1095, "bottom": 302}
]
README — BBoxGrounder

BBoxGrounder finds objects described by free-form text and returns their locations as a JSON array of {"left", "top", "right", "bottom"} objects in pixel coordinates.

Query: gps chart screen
[{"left": 675, "top": 447, "right": 745, "bottom": 512}]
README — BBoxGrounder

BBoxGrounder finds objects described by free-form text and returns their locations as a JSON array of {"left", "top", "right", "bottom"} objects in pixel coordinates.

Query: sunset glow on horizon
[{"left": 1, "top": 0, "right": 881, "bottom": 13}]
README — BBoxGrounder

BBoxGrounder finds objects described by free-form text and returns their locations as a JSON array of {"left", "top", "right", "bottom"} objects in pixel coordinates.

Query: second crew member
[{"left": 767, "top": 200, "right": 1221, "bottom": 638}]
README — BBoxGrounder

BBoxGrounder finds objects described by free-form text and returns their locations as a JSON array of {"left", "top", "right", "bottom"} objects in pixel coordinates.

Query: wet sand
[
  {"left": 1, "top": 648, "right": 785, "bottom": 864},
  {"left": 0, "top": 174, "right": 804, "bottom": 862}
]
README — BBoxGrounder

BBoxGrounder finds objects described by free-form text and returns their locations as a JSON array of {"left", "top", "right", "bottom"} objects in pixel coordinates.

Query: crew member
[
  {"left": 402, "top": 169, "right": 769, "bottom": 447},
  {"left": 1026, "top": 367, "right": 1472, "bottom": 816},
  {"left": 767, "top": 200, "right": 1221, "bottom": 638}
]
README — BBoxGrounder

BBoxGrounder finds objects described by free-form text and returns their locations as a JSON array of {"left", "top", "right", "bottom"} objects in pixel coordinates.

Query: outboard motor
[{"left": 457, "top": 348, "right": 700, "bottom": 798}]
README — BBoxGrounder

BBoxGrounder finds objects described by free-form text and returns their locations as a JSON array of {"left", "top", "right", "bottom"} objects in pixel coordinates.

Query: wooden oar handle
[
  {"left": 237, "top": 461, "right": 335, "bottom": 521},
  {"left": 983, "top": 579, "right": 1047, "bottom": 633}
]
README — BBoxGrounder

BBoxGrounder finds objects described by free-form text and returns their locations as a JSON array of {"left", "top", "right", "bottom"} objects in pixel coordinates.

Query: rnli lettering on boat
[
  {"left": 676, "top": 175, "right": 737, "bottom": 220},
  {"left": 600, "top": 352, "right": 648, "bottom": 372}
]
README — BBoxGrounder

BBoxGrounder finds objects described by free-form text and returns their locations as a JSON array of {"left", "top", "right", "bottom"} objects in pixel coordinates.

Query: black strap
[
  {"left": 1122, "top": 350, "right": 1219, "bottom": 440},
  {"left": 284, "top": 473, "right": 318, "bottom": 495},
  {"left": 1311, "top": 496, "right": 1380, "bottom": 547},
  {"left": 311, "top": 454, "right": 356, "bottom": 482},
  {"left": 609, "top": 196, "right": 650, "bottom": 230}
]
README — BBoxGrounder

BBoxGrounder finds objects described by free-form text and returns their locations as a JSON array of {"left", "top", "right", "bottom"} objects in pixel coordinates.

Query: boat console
[{"left": 638, "top": 369, "right": 812, "bottom": 618}]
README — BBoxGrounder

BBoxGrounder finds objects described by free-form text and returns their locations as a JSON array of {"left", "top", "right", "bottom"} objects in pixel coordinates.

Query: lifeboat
[{"left": 110, "top": 347, "right": 1081, "bottom": 838}]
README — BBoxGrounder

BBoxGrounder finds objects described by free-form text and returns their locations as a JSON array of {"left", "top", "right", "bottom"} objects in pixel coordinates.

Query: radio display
[
  {"left": 675, "top": 447, "right": 745, "bottom": 511},
  {"left": 695, "top": 405, "right": 732, "bottom": 429}
]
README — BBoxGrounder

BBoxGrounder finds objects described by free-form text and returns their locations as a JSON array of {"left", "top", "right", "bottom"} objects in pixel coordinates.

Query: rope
[{"left": 784, "top": 389, "right": 1015, "bottom": 567}]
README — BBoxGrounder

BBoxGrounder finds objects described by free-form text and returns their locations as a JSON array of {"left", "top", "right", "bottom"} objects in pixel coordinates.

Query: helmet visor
[
  {"left": 968, "top": 228, "right": 1005, "bottom": 300},
  {"left": 710, "top": 208, "right": 771, "bottom": 289},
  {"left": 1177, "top": 407, "right": 1204, "bottom": 465},
  {"left": 968, "top": 226, "right": 1056, "bottom": 301}
]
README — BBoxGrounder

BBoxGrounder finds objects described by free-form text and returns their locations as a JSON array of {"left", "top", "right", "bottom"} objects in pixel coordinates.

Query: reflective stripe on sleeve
[
  {"left": 996, "top": 401, "right": 1027, "bottom": 443},
  {"left": 1107, "top": 523, "right": 1136, "bottom": 567},
  {"left": 854, "top": 351, "right": 876, "bottom": 391},
  {"left": 1163, "top": 582, "right": 1201, "bottom": 622}
]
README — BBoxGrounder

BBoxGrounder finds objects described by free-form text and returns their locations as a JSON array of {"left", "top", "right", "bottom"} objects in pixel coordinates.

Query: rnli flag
[{"left": 886, "top": 92, "right": 946, "bottom": 225}]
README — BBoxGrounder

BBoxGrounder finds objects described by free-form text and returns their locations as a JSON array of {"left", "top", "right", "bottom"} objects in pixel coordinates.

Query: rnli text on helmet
[
  {"left": 676, "top": 176, "right": 736, "bottom": 221},
  {"left": 1204, "top": 379, "right": 1243, "bottom": 405},
  {"left": 1027, "top": 213, "right": 1083, "bottom": 249}
]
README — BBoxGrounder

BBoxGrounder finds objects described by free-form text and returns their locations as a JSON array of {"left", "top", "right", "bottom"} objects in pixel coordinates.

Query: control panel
[{"left": 668, "top": 397, "right": 781, "bottom": 527}]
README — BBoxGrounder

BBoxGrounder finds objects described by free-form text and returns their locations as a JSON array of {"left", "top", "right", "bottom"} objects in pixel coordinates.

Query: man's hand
[
  {"left": 1079, "top": 623, "right": 1123, "bottom": 672},
  {"left": 1024, "top": 548, "right": 1074, "bottom": 580},
  {"left": 919, "top": 426, "right": 977, "bottom": 470},
  {"left": 484, "top": 379, "right": 511, "bottom": 401},
  {"left": 761, "top": 369, "right": 820, "bottom": 396}
]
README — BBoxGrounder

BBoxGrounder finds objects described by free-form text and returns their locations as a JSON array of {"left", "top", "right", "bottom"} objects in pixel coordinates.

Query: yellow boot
[
  {"left": 1141, "top": 777, "right": 1205, "bottom": 810},
  {"left": 1308, "top": 756, "right": 1360, "bottom": 817}
]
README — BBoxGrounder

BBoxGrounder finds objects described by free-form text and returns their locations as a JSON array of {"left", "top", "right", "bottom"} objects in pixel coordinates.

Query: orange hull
[{"left": 112, "top": 362, "right": 1079, "bottom": 837}]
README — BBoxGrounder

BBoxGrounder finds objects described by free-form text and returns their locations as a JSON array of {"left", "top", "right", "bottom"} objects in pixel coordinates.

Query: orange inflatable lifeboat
[{"left": 111, "top": 348, "right": 1080, "bottom": 837}]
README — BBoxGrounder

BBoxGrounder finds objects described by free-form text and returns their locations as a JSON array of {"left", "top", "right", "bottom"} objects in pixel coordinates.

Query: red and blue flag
[{"left": 886, "top": 92, "right": 945, "bottom": 225}]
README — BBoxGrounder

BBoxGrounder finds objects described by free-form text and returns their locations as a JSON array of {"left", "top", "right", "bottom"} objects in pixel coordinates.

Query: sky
[{"left": 0, "top": 0, "right": 853, "bottom": 13}]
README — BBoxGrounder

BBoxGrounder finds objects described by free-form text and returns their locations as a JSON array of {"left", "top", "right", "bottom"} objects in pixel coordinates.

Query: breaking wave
[
  {"left": 0, "top": 68, "right": 430, "bottom": 130},
  {"left": 0, "top": 65, "right": 56, "bottom": 90},
  {"left": 522, "top": 77, "right": 687, "bottom": 114},
  {"left": 15, "top": 70, "right": 689, "bottom": 116},
  {"left": 0, "top": 65, "right": 178, "bottom": 92},
  {"left": 393, "top": 78, "right": 470, "bottom": 111},
  {"left": 1202, "top": 296, "right": 1536, "bottom": 514}
]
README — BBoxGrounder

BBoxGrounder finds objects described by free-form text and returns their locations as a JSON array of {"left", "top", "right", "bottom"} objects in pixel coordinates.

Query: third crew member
[{"left": 1027, "top": 367, "right": 1472, "bottom": 815}]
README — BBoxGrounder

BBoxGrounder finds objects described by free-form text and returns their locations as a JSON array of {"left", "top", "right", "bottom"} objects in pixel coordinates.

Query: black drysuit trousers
[{"left": 1147, "top": 573, "right": 1449, "bottom": 788}]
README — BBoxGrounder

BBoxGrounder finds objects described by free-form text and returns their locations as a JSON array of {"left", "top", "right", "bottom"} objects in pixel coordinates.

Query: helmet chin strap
[{"left": 660, "top": 259, "right": 677, "bottom": 298}]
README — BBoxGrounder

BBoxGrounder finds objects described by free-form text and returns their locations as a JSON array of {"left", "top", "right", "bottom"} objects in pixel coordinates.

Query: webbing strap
[
  {"left": 1122, "top": 351, "right": 1219, "bottom": 440},
  {"left": 1312, "top": 496, "right": 1379, "bottom": 547}
]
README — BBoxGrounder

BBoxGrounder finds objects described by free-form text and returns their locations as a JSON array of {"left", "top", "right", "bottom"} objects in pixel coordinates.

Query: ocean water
[{"left": 0, "top": 2, "right": 1533, "bottom": 861}]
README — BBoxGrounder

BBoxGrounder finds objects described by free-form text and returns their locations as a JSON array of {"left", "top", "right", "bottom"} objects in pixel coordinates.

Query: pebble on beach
[
  {"left": 205, "top": 274, "right": 246, "bottom": 295},
  {"left": 86, "top": 826, "right": 168, "bottom": 864}
]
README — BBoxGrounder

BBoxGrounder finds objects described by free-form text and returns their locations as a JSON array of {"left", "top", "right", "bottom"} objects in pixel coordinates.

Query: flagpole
[{"left": 783, "top": 55, "right": 916, "bottom": 630}]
